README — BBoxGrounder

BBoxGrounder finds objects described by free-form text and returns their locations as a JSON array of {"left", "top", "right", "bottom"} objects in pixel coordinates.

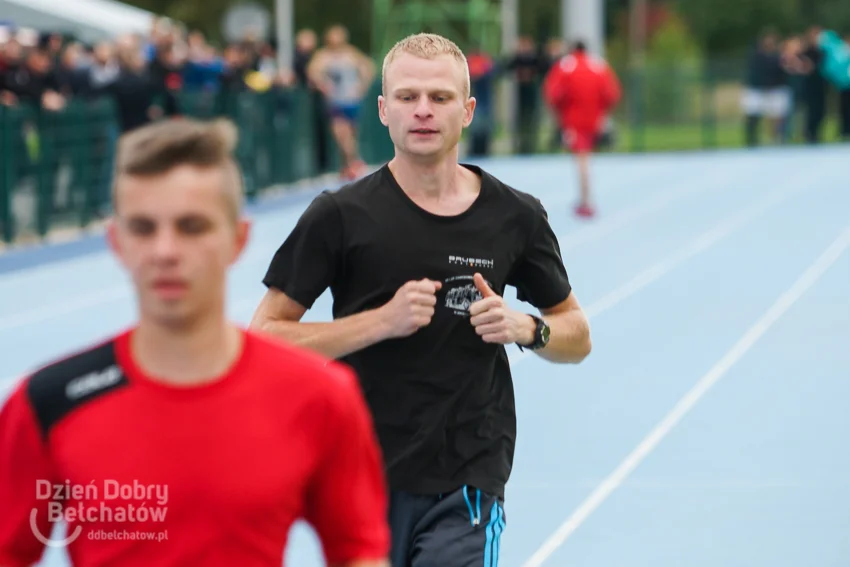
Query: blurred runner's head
[{"left": 108, "top": 119, "right": 250, "bottom": 330}]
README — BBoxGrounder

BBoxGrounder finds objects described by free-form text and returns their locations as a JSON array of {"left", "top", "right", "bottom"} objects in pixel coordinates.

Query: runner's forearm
[{"left": 256, "top": 308, "right": 392, "bottom": 360}]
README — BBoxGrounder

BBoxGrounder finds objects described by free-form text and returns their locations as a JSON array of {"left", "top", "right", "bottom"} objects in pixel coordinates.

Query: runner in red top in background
[
  {"left": 543, "top": 41, "right": 621, "bottom": 218},
  {"left": 0, "top": 118, "right": 390, "bottom": 567}
]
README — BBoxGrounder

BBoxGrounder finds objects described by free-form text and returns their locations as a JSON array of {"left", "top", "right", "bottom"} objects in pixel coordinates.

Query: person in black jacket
[
  {"left": 801, "top": 26, "right": 827, "bottom": 144},
  {"left": 91, "top": 43, "right": 177, "bottom": 134},
  {"left": 1, "top": 46, "right": 66, "bottom": 198},
  {"left": 839, "top": 33, "right": 850, "bottom": 141},
  {"left": 742, "top": 31, "right": 789, "bottom": 146},
  {"left": 1, "top": 46, "right": 64, "bottom": 110}
]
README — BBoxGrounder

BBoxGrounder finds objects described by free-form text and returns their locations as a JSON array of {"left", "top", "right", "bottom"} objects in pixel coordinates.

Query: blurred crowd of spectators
[
  {"left": 3, "top": 16, "right": 848, "bottom": 167},
  {"left": 0, "top": 17, "right": 297, "bottom": 133},
  {"left": 0, "top": 19, "right": 579, "bottom": 175},
  {"left": 742, "top": 25, "right": 850, "bottom": 145}
]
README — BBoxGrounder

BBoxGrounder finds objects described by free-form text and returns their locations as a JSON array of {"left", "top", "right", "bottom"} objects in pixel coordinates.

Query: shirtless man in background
[{"left": 307, "top": 24, "right": 375, "bottom": 180}]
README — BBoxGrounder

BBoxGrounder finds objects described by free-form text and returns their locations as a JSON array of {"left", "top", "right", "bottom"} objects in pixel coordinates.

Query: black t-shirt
[
  {"left": 803, "top": 46, "right": 827, "bottom": 96},
  {"left": 262, "top": 163, "right": 572, "bottom": 499},
  {"left": 747, "top": 50, "right": 787, "bottom": 89}
]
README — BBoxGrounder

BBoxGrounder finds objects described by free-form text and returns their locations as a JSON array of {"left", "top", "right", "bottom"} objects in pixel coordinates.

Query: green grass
[
  {"left": 502, "top": 115, "right": 843, "bottom": 157},
  {"left": 613, "top": 121, "right": 742, "bottom": 152},
  {"left": 611, "top": 118, "right": 845, "bottom": 153}
]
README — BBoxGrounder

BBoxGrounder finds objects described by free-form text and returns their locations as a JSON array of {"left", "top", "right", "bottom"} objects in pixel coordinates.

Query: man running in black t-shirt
[{"left": 251, "top": 32, "right": 592, "bottom": 567}]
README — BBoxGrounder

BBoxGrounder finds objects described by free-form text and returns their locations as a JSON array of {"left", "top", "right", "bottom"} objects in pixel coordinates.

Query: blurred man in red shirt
[
  {"left": 0, "top": 118, "right": 390, "bottom": 567},
  {"left": 543, "top": 41, "right": 621, "bottom": 218}
]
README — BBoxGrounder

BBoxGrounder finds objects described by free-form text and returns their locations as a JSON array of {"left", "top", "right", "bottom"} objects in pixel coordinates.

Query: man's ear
[
  {"left": 231, "top": 218, "right": 252, "bottom": 264},
  {"left": 463, "top": 96, "right": 477, "bottom": 128},
  {"left": 106, "top": 218, "right": 128, "bottom": 268},
  {"left": 378, "top": 95, "right": 389, "bottom": 126}
]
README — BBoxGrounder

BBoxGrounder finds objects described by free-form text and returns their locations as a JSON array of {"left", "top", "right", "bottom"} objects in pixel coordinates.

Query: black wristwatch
[{"left": 518, "top": 315, "right": 550, "bottom": 351}]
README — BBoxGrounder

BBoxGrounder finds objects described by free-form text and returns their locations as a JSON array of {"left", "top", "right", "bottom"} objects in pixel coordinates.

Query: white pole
[
  {"left": 629, "top": 0, "right": 647, "bottom": 67},
  {"left": 501, "top": 0, "right": 518, "bottom": 52},
  {"left": 275, "top": 0, "right": 293, "bottom": 73},
  {"left": 501, "top": 0, "right": 518, "bottom": 152},
  {"left": 562, "top": 0, "right": 605, "bottom": 56}
]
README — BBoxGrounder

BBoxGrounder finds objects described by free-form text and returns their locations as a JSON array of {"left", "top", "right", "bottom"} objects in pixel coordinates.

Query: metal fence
[
  {"left": 610, "top": 60, "right": 753, "bottom": 152},
  {"left": 0, "top": 80, "right": 395, "bottom": 244},
  {"left": 1, "top": 61, "right": 842, "bottom": 244}
]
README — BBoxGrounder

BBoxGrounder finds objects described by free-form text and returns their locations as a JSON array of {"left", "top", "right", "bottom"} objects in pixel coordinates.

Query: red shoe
[
  {"left": 574, "top": 203, "right": 596, "bottom": 218},
  {"left": 340, "top": 164, "right": 355, "bottom": 181},
  {"left": 349, "top": 159, "right": 368, "bottom": 178},
  {"left": 341, "top": 160, "right": 368, "bottom": 181}
]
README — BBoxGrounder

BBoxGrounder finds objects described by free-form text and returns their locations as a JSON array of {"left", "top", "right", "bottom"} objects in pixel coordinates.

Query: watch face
[{"left": 539, "top": 321, "right": 550, "bottom": 345}]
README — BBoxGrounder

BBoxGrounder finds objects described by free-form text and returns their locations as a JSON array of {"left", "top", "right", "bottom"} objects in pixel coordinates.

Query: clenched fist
[
  {"left": 469, "top": 273, "right": 535, "bottom": 345},
  {"left": 379, "top": 279, "right": 443, "bottom": 339}
]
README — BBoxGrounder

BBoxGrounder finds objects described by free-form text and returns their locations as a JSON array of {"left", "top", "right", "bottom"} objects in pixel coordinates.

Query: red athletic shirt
[
  {"left": 0, "top": 328, "right": 390, "bottom": 567},
  {"left": 542, "top": 51, "right": 621, "bottom": 133}
]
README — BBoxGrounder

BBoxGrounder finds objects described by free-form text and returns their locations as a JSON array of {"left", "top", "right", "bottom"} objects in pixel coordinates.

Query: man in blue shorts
[
  {"left": 307, "top": 24, "right": 375, "bottom": 180},
  {"left": 253, "top": 33, "right": 592, "bottom": 567}
]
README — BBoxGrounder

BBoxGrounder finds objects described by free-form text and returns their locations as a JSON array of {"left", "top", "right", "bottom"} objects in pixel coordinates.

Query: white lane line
[
  {"left": 0, "top": 242, "right": 114, "bottom": 288},
  {"left": 520, "top": 226, "right": 850, "bottom": 567},
  {"left": 0, "top": 169, "right": 800, "bottom": 389},
  {"left": 0, "top": 376, "right": 18, "bottom": 400},
  {"left": 0, "top": 174, "right": 706, "bottom": 332},
  {"left": 558, "top": 177, "right": 708, "bottom": 253},
  {"left": 228, "top": 295, "right": 264, "bottom": 320},
  {"left": 0, "top": 179, "right": 335, "bottom": 284},
  {"left": 508, "top": 179, "right": 807, "bottom": 366},
  {"left": 0, "top": 292, "right": 263, "bottom": 398},
  {"left": 0, "top": 288, "right": 132, "bottom": 333}
]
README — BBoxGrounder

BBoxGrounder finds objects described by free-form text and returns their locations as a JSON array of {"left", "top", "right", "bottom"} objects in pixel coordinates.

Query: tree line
[{"left": 125, "top": 0, "right": 850, "bottom": 57}]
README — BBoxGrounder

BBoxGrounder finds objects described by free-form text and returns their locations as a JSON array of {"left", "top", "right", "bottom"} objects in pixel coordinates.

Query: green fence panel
[
  {"left": 9, "top": 59, "right": 823, "bottom": 245},
  {"left": 289, "top": 87, "right": 319, "bottom": 181},
  {"left": 34, "top": 107, "right": 55, "bottom": 238},
  {"left": 700, "top": 67, "right": 718, "bottom": 149},
  {"left": 358, "top": 79, "right": 396, "bottom": 165},
  {"left": 1, "top": 105, "right": 19, "bottom": 243},
  {"left": 270, "top": 89, "right": 295, "bottom": 185}
]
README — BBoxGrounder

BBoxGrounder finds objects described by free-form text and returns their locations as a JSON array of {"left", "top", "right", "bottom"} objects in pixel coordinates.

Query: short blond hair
[
  {"left": 114, "top": 118, "right": 244, "bottom": 221},
  {"left": 382, "top": 33, "right": 470, "bottom": 98}
]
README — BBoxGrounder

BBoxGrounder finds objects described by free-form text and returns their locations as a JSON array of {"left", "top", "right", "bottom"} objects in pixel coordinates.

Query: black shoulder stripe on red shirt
[{"left": 26, "top": 340, "right": 130, "bottom": 438}]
